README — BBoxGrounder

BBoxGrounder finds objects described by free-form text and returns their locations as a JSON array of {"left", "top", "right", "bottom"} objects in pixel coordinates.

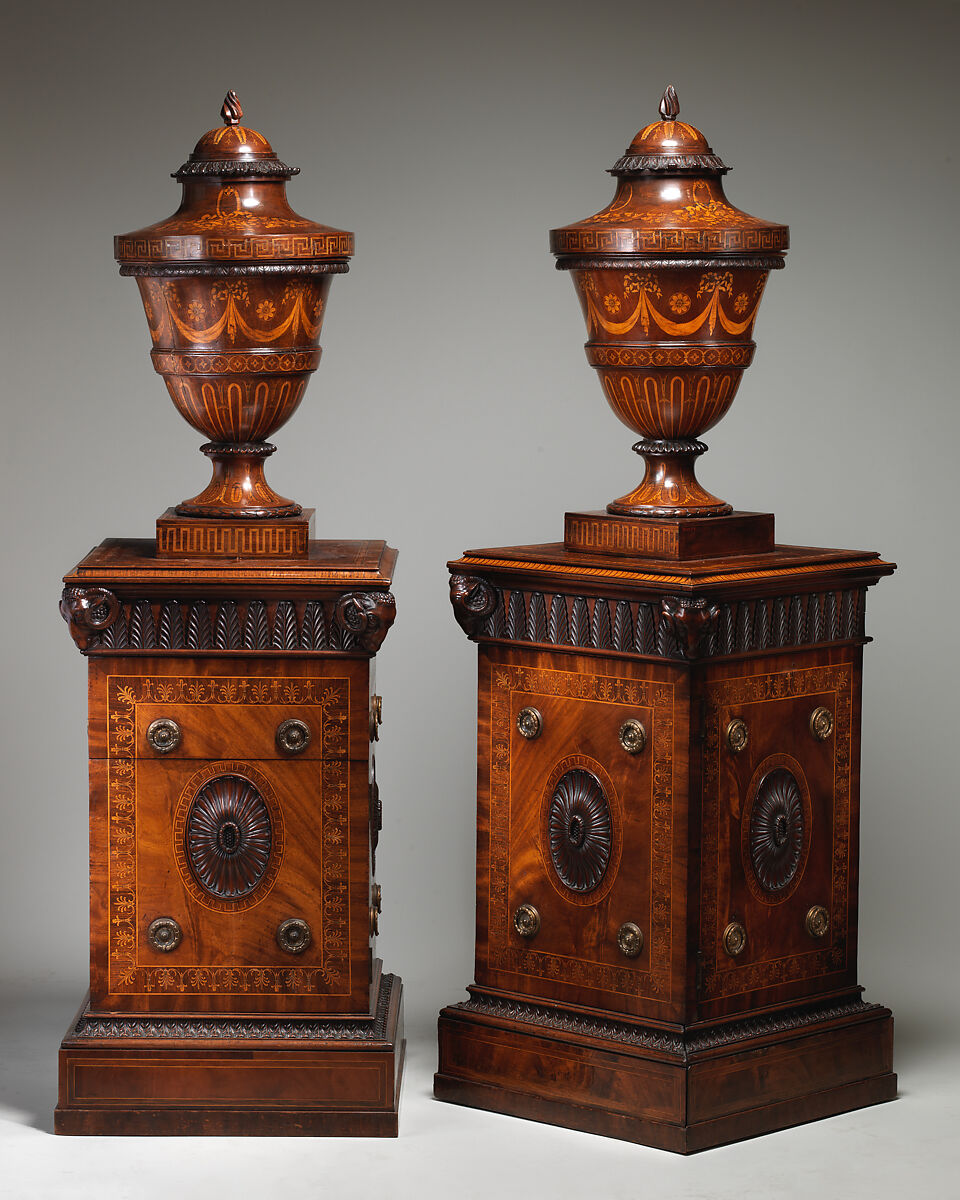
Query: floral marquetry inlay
[
  {"left": 701, "top": 664, "right": 853, "bottom": 1001},
  {"left": 488, "top": 662, "right": 674, "bottom": 1000},
  {"left": 105, "top": 674, "right": 351, "bottom": 998}
]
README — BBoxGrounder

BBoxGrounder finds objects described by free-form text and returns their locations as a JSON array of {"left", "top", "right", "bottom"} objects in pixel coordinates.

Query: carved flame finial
[
  {"left": 659, "top": 85, "right": 680, "bottom": 121},
  {"left": 221, "top": 90, "right": 243, "bottom": 126}
]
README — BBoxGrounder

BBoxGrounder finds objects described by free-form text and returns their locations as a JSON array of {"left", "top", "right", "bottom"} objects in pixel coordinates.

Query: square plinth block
[
  {"left": 563, "top": 510, "right": 775, "bottom": 560},
  {"left": 56, "top": 970, "right": 404, "bottom": 1136},
  {"left": 155, "top": 509, "right": 315, "bottom": 559},
  {"left": 436, "top": 990, "right": 894, "bottom": 1153}
]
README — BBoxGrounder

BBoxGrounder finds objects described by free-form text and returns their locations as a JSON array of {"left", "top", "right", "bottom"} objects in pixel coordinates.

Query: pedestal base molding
[
  {"left": 56, "top": 972, "right": 404, "bottom": 1137},
  {"left": 435, "top": 990, "right": 895, "bottom": 1153}
]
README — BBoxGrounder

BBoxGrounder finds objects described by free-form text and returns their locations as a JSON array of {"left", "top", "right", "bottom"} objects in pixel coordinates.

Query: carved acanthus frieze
[
  {"left": 450, "top": 577, "right": 866, "bottom": 661},
  {"left": 61, "top": 589, "right": 397, "bottom": 654}
]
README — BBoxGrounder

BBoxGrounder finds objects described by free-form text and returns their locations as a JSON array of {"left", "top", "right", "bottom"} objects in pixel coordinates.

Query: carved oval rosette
[
  {"left": 740, "top": 752, "right": 813, "bottom": 905},
  {"left": 539, "top": 754, "right": 622, "bottom": 906},
  {"left": 172, "top": 762, "right": 285, "bottom": 913}
]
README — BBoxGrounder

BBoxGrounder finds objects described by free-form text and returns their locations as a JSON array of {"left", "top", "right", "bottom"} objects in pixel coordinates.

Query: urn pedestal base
[
  {"left": 437, "top": 534, "right": 895, "bottom": 1153},
  {"left": 56, "top": 970, "right": 404, "bottom": 1137},
  {"left": 436, "top": 989, "right": 894, "bottom": 1154}
]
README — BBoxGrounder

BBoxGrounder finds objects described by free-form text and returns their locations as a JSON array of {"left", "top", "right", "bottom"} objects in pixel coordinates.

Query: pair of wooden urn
[{"left": 57, "top": 88, "right": 896, "bottom": 1151}]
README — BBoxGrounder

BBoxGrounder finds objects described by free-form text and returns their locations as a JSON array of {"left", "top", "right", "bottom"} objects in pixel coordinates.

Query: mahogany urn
[
  {"left": 115, "top": 91, "right": 353, "bottom": 519},
  {"left": 550, "top": 86, "right": 789, "bottom": 518}
]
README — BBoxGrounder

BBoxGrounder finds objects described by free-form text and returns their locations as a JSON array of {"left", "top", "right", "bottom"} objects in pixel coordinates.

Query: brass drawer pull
[
  {"left": 726, "top": 718, "right": 748, "bottom": 754},
  {"left": 276, "top": 918, "right": 311, "bottom": 954},
  {"left": 517, "top": 707, "right": 543, "bottom": 740},
  {"left": 722, "top": 920, "right": 747, "bottom": 957},
  {"left": 147, "top": 917, "right": 182, "bottom": 953},
  {"left": 809, "top": 707, "right": 834, "bottom": 741},
  {"left": 513, "top": 903, "right": 540, "bottom": 938},
  {"left": 147, "top": 718, "right": 181, "bottom": 754},
  {"left": 618, "top": 719, "right": 647, "bottom": 755},
  {"left": 617, "top": 922, "right": 644, "bottom": 958},
  {"left": 276, "top": 718, "right": 310, "bottom": 755},
  {"left": 805, "top": 905, "right": 830, "bottom": 938}
]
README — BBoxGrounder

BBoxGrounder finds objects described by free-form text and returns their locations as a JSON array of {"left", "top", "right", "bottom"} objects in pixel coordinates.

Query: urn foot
[
  {"left": 177, "top": 442, "right": 302, "bottom": 519},
  {"left": 608, "top": 439, "right": 732, "bottom": 518}
]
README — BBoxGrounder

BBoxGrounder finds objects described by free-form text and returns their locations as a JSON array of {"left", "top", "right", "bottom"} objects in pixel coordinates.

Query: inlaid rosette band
[
  {"left": 586, "top": 342, "right": 755, "bottom": 370},
  {"left": 151, "top": 349, "right": 322, "bottom": 376}
]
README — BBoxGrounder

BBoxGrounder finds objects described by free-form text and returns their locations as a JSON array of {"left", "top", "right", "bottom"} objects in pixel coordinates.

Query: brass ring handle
[
  {"left": 147, "top": 718, "right": 181, "bottom": 754},
  {"left": 617, "top": 922, "right": 644, "bottom": 958},
  {"left": 370, "top": 694, "right": 383, "bottom": 741},
  {"left": 726, "top": 718, "right": 748, "bottom": 754},
  {"left": 276, "top": 718, "right": 311, "bottom": 755},
  {"left": 147, "top": 917, "right": 182, "bottom": 953},
  {"left": 513, "top": 903, "right": 541, "bottom": 938},
  {"left": 805, "top": 905, "right": 830, "bottom": 938},
  {"left": 618, "top": 719, "right": 647, "bottom": 755},
  {"left": 372, "top": 883, "right": 382, "bottom": 913},
  {"left": 276, "top": 918, "right": 311, "bottom": 955},
  {"left": 517, "top": 707, "right": 543, "bottom": 740},
  {"left": 722, "top": 920, "right": 747, "bottom": 958},
  {"left": 809, "top": 707, "right": 834, "bottom": 741},
  {"left": 370, "top": 907, "right": 380, "bottom": 937}
]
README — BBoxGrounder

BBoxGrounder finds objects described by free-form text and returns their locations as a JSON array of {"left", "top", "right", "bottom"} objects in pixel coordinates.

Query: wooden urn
[
  {"left": 56, "top": 94, "right": 403, "bottom": 1136},
  {"left": 434, "top": 88, "right": 897, "bottom": 1153}
]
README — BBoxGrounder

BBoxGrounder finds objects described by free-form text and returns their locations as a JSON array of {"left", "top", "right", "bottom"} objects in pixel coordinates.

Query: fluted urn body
[
  {"left": 115, "top": 92, "right": 353, "bottom": 518},
  {"left": 551, "top": 87, "right": 788, "bottom": 517}
]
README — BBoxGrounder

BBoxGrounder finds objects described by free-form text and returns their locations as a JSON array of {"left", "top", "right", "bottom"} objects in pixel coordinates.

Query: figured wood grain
[{"left": 474, "top": 644, "right": 691, "bottom": 1024}]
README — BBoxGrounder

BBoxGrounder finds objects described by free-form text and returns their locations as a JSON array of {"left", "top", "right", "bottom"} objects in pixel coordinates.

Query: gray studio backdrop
[{"left": 1, "top": 0, "right": 957, "bottom": 1050}]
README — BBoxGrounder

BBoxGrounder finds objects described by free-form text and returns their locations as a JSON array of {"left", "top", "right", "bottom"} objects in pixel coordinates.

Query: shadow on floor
[{"left": 0, "top": 991, "right": 79, "bottom": 1135}]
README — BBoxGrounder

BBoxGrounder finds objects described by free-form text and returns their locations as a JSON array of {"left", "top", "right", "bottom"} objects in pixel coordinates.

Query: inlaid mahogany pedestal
[
  {"left": 55, "top": 93, "right": 403, "bottom": 1135},
  {"left": 434, "top": 88, "right": 897, "bottom": 1152},
  {"left": 57, "top": 535, "right": 403, "bottom": 1135},
  {"left": 435, "top": 530, "right": 895, "bottom": 1152}
]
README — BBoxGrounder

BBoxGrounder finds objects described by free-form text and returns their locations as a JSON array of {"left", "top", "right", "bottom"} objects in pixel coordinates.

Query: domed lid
[
  {"left": 115, "top": 91, "right": 353, "bottom": 271},
  {"left": 174, "top": 90, "right": 298, "bottom": 179},
  {"left": 610, "top": 85, "right": 727, "bottom": 175},
  {"left": 550, "top": 86, "right": 788, "bottom": 261}
]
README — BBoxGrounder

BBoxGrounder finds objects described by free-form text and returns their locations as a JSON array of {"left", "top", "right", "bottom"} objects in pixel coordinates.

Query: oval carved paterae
[
  {"left": 185, "top": 774, "right": 273, "bottom": 899},
  {"left": 749, "top": 767, "right": 805, "bottom": 894},
  {"left": 547, "top": 769, "right": 613, "bottom": 893}
]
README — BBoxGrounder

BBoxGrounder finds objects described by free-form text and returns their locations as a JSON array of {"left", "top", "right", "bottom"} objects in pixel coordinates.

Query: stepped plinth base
[
  {"left": 435, "top": 990, "right": 895, "bottom": 1154},
  {"left": 56, "top": 970, "right": 404, "bottom": 1137}
]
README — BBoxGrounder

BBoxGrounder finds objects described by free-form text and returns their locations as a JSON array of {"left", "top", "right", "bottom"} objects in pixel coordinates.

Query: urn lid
[
  {"left": 115, "top": 91, "right": 354, "bottom": 272},
  {"left": 550, "top": 86, "right": 788, "bottom": 261}
]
